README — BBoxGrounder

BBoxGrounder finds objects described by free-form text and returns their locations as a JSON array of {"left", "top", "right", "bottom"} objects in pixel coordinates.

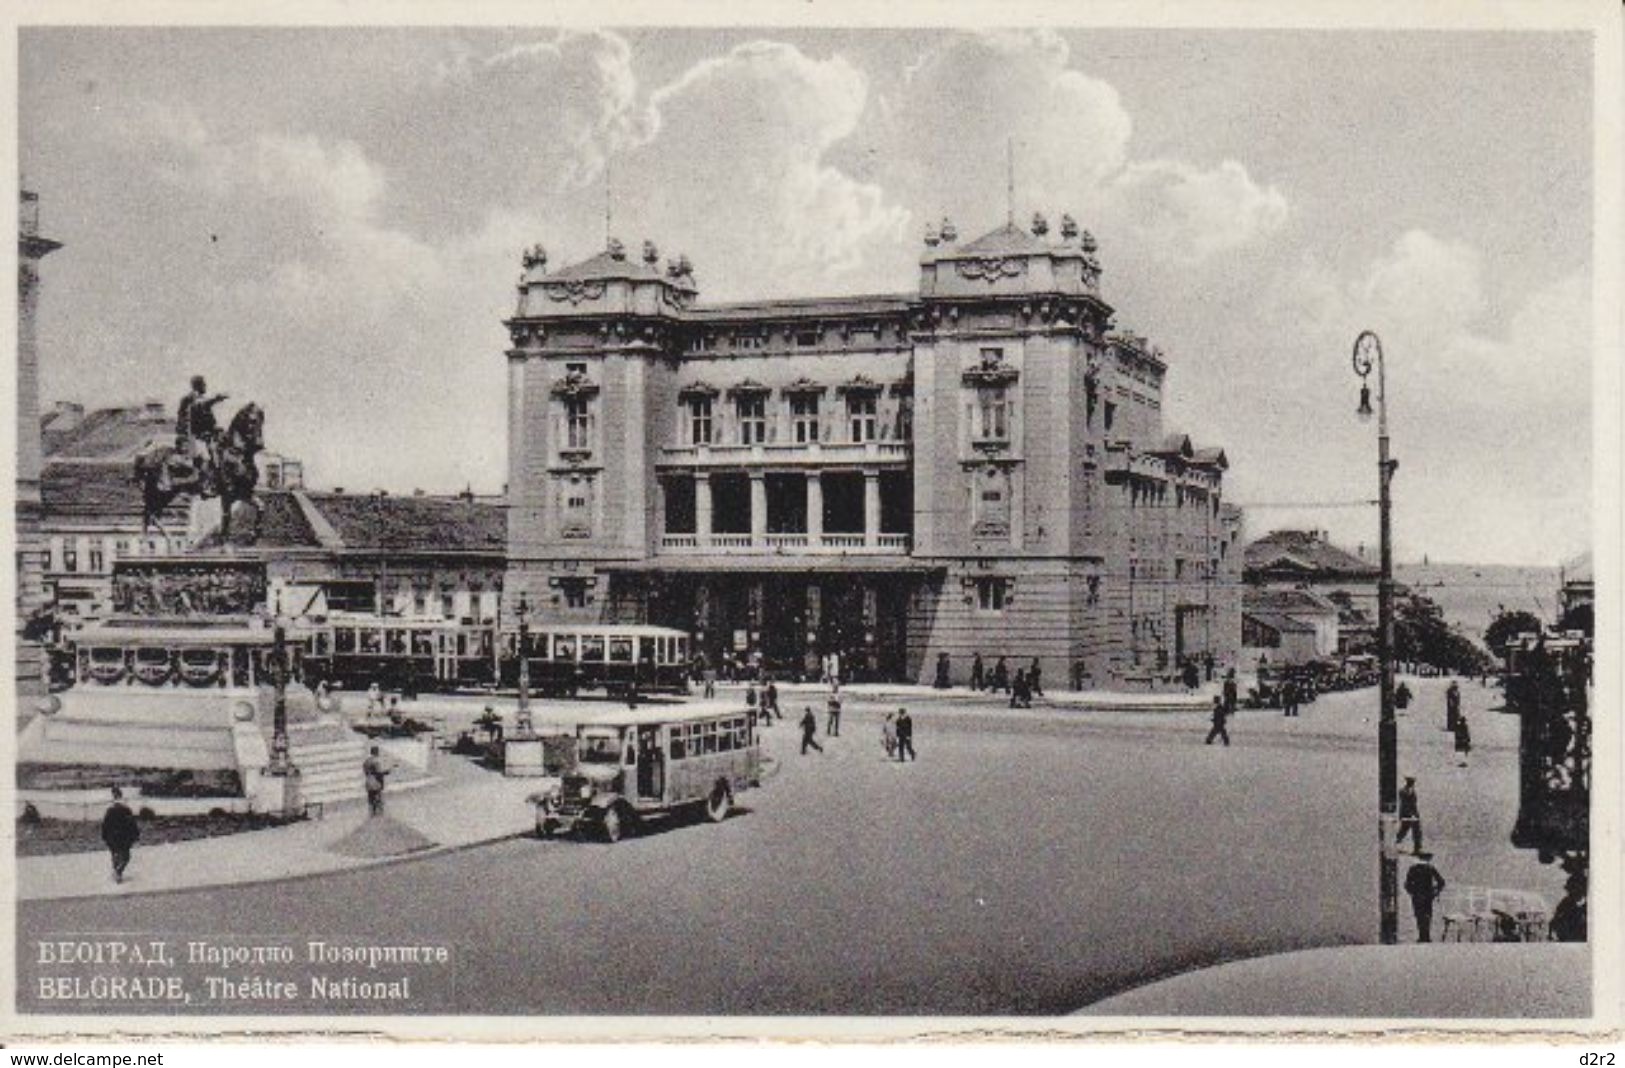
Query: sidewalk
[
  {"left": 18, "top": 753, "right": 543, "bottom": 902},
  {"left": 1078, "top": 943, "right": 1592, "bottom": 1019}
]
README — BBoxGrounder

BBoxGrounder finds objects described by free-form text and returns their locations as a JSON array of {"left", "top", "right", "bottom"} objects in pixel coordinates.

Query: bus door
[
  {"left": 636, "top": 724, "right": 665, "bottom": 800},
  {"left": 435, "top": 631, "right": 457, "bottom": 684}
]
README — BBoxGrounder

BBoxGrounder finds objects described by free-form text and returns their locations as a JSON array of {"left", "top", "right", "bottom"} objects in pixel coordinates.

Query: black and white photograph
[{"left": 5, "top": 0, "right": 1620, "bottom": 1045}]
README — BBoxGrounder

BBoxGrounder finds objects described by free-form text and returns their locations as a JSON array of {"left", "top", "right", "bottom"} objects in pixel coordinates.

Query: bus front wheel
[
  {"left": 705, "top": 784, "right": 732, "bottom": 823},
  {"left": 599, "top": 804, "right": 628, "bottom": 843}
]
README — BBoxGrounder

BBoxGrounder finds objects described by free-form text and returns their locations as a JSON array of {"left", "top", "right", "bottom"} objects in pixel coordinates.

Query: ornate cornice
[
  {"left": 954, "top": 257, "right": 1026, "bottom": 284},
  {"left": 678, "top": 380, "right": 720, "bottom": 400},
  {"left": 550, "top": 370, "right": 600, "bottom": 399},
  {"left": 782, "top": 377, "right": 827, "bottom": 396},
  {"left": 835, "top": 373, "right": 883, "bottom": 395},
  {"left": 725, "top": 378, "right": 772, "bottom": 398}
]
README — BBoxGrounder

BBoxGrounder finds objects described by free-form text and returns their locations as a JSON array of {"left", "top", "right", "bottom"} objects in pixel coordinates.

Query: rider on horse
[{"left": 175, "top": 375, "right": 229, "bottom": 482}]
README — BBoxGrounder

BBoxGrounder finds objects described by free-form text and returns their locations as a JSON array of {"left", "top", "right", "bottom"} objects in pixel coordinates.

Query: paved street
[{"left": 17, "top": 677, "right": 1570, "bottom": 1016}]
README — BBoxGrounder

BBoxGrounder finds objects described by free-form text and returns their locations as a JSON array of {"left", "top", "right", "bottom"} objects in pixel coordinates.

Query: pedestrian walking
[
  {"left": 1205, "top": 695, "right": 1231, "bottom": 747},
  {"left": 363, "top": 745, "right": 391, "bottom": 816},
  {"left": 1452, "top": 714, "right": 1472, "bottom": 767},
  {"left": 826, "top": 690, "right": 842, "bottom": 736},
  {"left": 703, "top": 662, "right": 717, "bottom": 699},
  {"left": 100, "top": 786, "right": 140, "bottom": 884},
  {"left": 1222, "top": 669, "right": 1238, "bottom": 717},
  {"left": 1397, "top": 776, "right": 1423, "bottom": 853},
  {"left": 1282, "top": 678, "right": 1300, "bottom": 717},
  {"left": 1404, "top": 851, "right": 1447, "bottom": 942},
  {"left": 1445, "top": 680, "right": 1462, "bottom": 733},
  {"left": 970, "top": 652, "right": 985, "bottom": 692},
  {"left": 895, "top": 707, "right": 916, "bottom": 762},
  {"left": 1029, "top": 657, "right": 1043, "bottom": 697},
  {"left": 800, "top": 708, "right": 824, "bottom": 755},
  {"left": 881, "top": 712, "right": 898, "bottom": 758},
  {"left": 1182, "top": 658, "right": 1200, "bottom": 690},
  {"left": 746, "top": 681, "right": 758, "bottom": 712},
  {"left": 764, "top": 679, "right": 780, "bottom": 722},
  {"left": 992, "top": 656, "right": 1010, "bottom": 694}
]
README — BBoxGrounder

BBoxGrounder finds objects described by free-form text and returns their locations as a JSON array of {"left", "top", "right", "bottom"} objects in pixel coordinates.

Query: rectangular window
[
  {"left": 63, "top": 544, "right": 78, "bottom": 572},
  {"left": 975, "top": 577, "right": 1008, "bottom": 613},
  {"left": 114, "top": 539, "right": 129, "bottom": 559},
  {"left": 795, "top": 330, "right": 820, "bottom": 347},
  {"left": 441, "top": 592, "right": 455, "bottom": 618},
  {"left": 791, "top": 395, "right": 820, "bottom": 443},
  {"left": 335, "top": 628, "right": 357, "bottom": 654},
  {"left": 670, "top": 726, "right": 688, "bottom": 760},
  {"left": 562, "top": 580, "right": 589, "bottom": 609},
  {"left": 732, "top": 333, "right": 766, "bottom": 350},
  {"left": 1104, "top": 402, "right": 1116, "bottom": 431},
  {"left": 581, "top": 634, "right": 606, "bottom": 661},
  {"left": 88, "top": 540, "right": 105, "bottom": 573},
  {"left": 738, "top": 396, "right": 767, "bottom": 445},
  {"left": 565, "top": 396, "right": 591, "bottom": 451},
  {"left": 848, "top": 394, "right": 878, "bottom": 442},
  {"left": 360, "top": 629, "right": 383, "bottom": 654},
  {"left": 975, "top": 390, "right": 1009, "bottom": 443},
  {"left": 609, "top": 637, "right": 634, "bottom": 663},
  {"left": 690, "top": 398, "right": 713, "bottom": 445}
]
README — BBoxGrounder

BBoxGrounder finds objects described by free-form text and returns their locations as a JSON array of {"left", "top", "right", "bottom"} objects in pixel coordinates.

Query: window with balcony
[
  {"left": 738, "top": 395, "right": 767, "bottom": 445},
  {"left": 689, "top": 397, "right": 713, "bottom": 445},
  {"left": 791, "top": 395, "right": 820, "bottom": 444},
  {"left": 848, "top": 393, "right": 878, "bottom": 442}
]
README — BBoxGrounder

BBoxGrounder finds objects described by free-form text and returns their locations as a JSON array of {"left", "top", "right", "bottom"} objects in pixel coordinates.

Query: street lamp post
[
  {"left": 269, "top": 622, "right": 292, "bottom": 775},
  {"left": 515, "top": 594, "right": 533, "bottom": 735},
  {"left": 1353, "top": 329, "right": 1400, "bottom": 945}
]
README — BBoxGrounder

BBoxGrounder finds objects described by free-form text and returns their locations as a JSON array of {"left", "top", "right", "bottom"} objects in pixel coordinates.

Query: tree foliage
[
  {"left": 1485, "top": 609, "right": 1545, "bottom": 657},
  {"left": 1392, "top": 589, "right": 1493, "bottom": 674}
]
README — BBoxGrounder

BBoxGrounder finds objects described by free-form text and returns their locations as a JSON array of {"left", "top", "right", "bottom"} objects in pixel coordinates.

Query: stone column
[
  {"left": 696, "top": 473, "right": 713, "bottom": 545},
  {"left": 750, "top": 472, "right": 768, "bottom": 547},
  {"left": 806, "top": 472, "right": 824, "bottom": 544},
  {"left": 863, "top": 470, "right": 881, "bottom": 548}
]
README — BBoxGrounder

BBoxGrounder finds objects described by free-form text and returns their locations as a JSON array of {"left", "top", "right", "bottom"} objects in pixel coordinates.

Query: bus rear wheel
[
  {"left": 599, "top": 804, "right": 630, "bottom": 843},
  {"left": 705, "top": 784, "right": 732, "bottom": 823}
]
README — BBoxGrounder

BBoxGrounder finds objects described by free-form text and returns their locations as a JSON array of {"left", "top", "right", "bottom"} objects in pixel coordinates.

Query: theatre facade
[{"left": 503, "top": 216, "right": 1242, "bottom": 688}]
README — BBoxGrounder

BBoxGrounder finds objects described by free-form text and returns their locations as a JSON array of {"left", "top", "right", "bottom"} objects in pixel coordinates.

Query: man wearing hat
[
  {"left": 1396, "top": 776, "right": 1423, "bottom": 853},
  {"left": 1404, "top": 851, "right": 1447, "bottom": 942}
]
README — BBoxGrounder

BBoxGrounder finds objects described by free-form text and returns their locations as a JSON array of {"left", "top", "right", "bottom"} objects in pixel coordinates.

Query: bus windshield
[{"left": 578, "top": 732, "right": 622, "bottom": 764}]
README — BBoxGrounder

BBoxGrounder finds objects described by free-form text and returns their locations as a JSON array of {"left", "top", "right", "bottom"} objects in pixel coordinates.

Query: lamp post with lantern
[
  {"left": 504, "top": 593, "right": 548, "bottom": 776},
  {"left": 1353, "top": 329, "right": 1400, "bottom": 945}
]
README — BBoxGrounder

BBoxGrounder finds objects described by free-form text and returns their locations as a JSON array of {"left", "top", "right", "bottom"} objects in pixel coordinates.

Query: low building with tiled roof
[
  {"left": 1243, "top": 529, "right": 1380, "bottom": 655},
  {"left": 189, "top": 489, "right": 508, "bottom": 623}
]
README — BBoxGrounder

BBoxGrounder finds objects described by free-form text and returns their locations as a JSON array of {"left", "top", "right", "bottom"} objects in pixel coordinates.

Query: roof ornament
[
  {"left": 607, "top": 236, "right": 626, "bottom": 261},
  {"left": 642, "top": 239, "right": 659, "bottom": 266},
  {"left": 939, "top": 217, "right": 957, "bottom": 243},
  {"left": 923, "top": 223, "right": 940, "bottom": 247},
  {"left": 665, "top": 254, "right": 694, "bottom": 281},
  {"left": 1031, "top": 212, "right": 1049, "bottom": 238},
  {"left": 522, "top": 243, "right": 548, "bottom": 271},
  {"left": 1080, "top": 229, "right": 1098, "bottom": 254},
  {"left": 1060, "top": 214, "right": 1079, "bottom": 241}
]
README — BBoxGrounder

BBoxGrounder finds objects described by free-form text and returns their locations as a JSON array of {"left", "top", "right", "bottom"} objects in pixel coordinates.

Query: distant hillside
[{"left": 1396, "top": 563, "right": 1562, "bottom": 642}]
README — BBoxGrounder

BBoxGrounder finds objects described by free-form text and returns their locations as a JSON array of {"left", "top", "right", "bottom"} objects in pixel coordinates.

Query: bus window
[
  {"left": 701, "top": 722, "right": 718, "bottom": 755},
  {"left": 553, "top": 635, "right": 576, "bottom": 661},
  {"left": 359, "top": 629, "right": 382, "bottom": 654},
  {"left": 412, "top": 630, "right": 434, "bottom": 656},
  {"left": 386, "top": 629, "right": 408, "bottom": 655},
  {"left": 639, "top": 637, "right": 656, "bottom": 663},
  {"left": 718, "top": 721, "right": 734, "bottom": 752},
  {"left": 582, "top": 635, "right": 606, "bottom": 662},
  {"left": 736, "top": 719, "right": 750, "bottom": 748},
  {"left": 670, "top": 726, "right": 687, "bottom": 760},
  {"left": 609, "top": 637, "right": 634, "bottom": 663},
  {"left": 335, "top": 628, "right": 356, "bottom": 654},
  {"left": 676, "top": 636, "right": 687, "bottom": 660}
]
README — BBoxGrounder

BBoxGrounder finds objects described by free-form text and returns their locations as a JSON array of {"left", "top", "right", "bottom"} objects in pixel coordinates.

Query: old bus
[
  {"left": 531, "top": 702, "right": 761, "bottom": 842},
  {"left": 500, "top": 624, "right": 690, "bottom": 697}
]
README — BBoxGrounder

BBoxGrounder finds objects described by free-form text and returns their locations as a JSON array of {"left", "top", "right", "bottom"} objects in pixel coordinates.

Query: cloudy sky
[{"left": 20, "top": 24, "right": 1596, "bottom": 565}]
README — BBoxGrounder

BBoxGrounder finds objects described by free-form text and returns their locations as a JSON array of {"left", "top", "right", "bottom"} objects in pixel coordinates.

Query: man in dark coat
[
  {"left": 1445, "top": 680, "right": 1462, "bottom": 732},
  {"left": 799, "top": 708, "right": 824, "bottom": 755},
  {"left": 992, "top": 657, "right": 1010, "bottom": 694},
  {"left": 970, "top": 653, "right": 984, "bottom": 692},
  {"left": 1205, "top": 695, "right": 1231, "bottom": 747},
  {"left": 363, "top": 745, "right": 390, "bottom": 816},
  {"left": 894, "top": 707, "right": 916, "bottom": 762},
  {"left": 1222, "top": 669, "right": 1239, "bottom": 716},
  {"left": 100, "top": 787, "right": 140, "bottom": 884},
  {"left": 1405, "top": 852, "right": 1447, "bottom": 942},
  {"left": 1396, "top": 776, "right": 1423, "bottom": 853},
  {"left": 1029, "top": 657, "right": 1044, "bottom": 697}
]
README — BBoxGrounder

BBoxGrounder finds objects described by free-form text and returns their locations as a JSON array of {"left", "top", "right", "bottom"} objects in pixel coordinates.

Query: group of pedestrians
[{"left": 967, "top": 653, "right": 1044, "bottom": 703}]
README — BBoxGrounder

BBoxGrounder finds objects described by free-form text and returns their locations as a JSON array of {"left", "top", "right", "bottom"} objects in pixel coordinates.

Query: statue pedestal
[
  {"left": 253, "top": 767, "right": 303, "bottom": 817},
  {"left": 503, "top": 735, "right": 548, "bottom": 777}
]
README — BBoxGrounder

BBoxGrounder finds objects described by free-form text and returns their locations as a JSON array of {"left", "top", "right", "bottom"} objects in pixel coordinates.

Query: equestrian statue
[{"left": 133, "top": 375, "right": 265, "bottom": 545}]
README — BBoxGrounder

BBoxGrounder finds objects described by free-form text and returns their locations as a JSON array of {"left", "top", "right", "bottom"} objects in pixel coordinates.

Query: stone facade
[{"left": 504, "top": 221, "right": 1242, "bottom": 688}]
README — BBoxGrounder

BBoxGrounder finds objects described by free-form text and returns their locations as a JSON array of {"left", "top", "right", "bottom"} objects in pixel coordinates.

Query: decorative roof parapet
[
  {"left": 782, "top": 377, "right": 827, "bottom": 395},
  {"left": 550, "top": 368, "right": 600, "bottom": 399}
]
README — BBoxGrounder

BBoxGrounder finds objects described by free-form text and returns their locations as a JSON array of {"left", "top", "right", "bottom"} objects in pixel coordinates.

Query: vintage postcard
[{"left": 2, "top": 0, "right": 1619, "bottom": 1046}]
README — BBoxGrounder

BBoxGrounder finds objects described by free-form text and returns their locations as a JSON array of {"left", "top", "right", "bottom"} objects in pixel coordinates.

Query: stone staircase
[
  {"left": 283, "top": 721, "right": 368, "bottom": 808},
  {"left": 23, "top": 715, "right": 237, "bottom": 771}
]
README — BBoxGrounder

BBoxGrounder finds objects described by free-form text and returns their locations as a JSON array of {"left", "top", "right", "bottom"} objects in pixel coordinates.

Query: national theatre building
[{"left": 503, "top": 215, "right": 1242, "bottom": 689}]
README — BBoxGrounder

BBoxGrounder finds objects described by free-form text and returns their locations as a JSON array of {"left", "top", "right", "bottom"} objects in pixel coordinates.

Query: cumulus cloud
[{"left": 1108, "top": 158, "right": 1289, "bottom": 265}]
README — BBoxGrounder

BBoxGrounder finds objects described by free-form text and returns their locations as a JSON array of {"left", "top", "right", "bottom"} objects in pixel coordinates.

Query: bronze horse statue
[{"left": 134, "top": 402, "right": 265, "bottom": 545}]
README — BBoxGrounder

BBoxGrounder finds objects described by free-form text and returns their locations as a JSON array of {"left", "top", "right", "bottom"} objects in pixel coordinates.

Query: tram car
[
  {"left": 298, "top": 616, "right": 499, "bottom": 693},
  {"left": 499, "top": 624, "right": 691, "bottom": 697}
]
